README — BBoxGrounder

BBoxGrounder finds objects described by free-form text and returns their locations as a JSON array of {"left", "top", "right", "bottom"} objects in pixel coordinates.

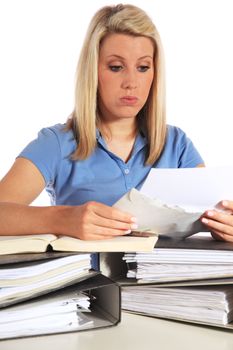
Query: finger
[
  {"left": 203, "top": 210, "right": 233, "bottom": 227},
  {"left": 90, "top": 213, "right": 138, "bottom": 231},
  {"left": 215, "top": 200, "right": 233, "bottom": 214},
  {"left": 222, "top": 200, "right": 233, "bottom": 212},
  {"left": 90, "top": 202, "right": 137, "bottom": 223},
  {"left": 81, "top": 234, "right": 114, "bottom": 241},
  {"left": 201, "top": 216, "right": 233, "bottom": 237},
  {"left": 210, "top": 229, "right": 233, "bottom": 243},
  {"left": 88, "top": 224, "right": 132, "bottom": 237},
  {"left": 210, "top": 231, "right": 225, "bottom": 241}
]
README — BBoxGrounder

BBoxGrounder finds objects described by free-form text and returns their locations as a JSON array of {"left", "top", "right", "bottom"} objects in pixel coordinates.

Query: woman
[{"left": 0, "top": 4, "right": 232, "bottom": 242}]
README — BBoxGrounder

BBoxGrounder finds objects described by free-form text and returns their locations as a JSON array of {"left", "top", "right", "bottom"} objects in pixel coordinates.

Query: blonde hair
[{"left": 67, "top": 4, "right": 166, "bottom": 165}]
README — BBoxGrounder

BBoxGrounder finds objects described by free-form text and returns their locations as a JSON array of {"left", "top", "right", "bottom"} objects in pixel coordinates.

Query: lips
[{"left": 120, "top": 96, "right": 138, "bottom": 105}]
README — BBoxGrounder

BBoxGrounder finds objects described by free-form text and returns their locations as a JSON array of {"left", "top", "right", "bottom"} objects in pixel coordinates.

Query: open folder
[{"left": 0, "top": 254, "right": 121, "bottom": 340}]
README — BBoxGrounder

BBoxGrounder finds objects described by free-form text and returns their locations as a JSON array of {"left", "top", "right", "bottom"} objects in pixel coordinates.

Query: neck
[
  {"left": 99, "top": 118, "right": 138, "bottom": 142},
  {"left": 98, "top": 119, "right": 139, "bottom": 163}
]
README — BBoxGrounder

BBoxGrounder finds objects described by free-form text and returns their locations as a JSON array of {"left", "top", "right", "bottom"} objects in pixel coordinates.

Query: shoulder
[
  {"left": 37, "top": 123, "right": 76, "bottom": 157},
  {"left": 18, "top": 123, "right": 77, "bottom": 185},
  {"left": 154, "top": 124, "right": 204, "bottom": 168},
  {"left": 166, "top": 124, "right": 188, "bottom": 142},
  {"left": 38, "top": 123, "right": 73, "bottom": 143},
  {"left": 165, "top": 124, "right": 195, "bottom": 150}
]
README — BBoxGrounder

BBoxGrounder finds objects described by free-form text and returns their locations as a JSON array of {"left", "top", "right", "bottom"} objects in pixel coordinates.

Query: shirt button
[{"left": 124, "top": 168, "right": 130, "bottom": 174}]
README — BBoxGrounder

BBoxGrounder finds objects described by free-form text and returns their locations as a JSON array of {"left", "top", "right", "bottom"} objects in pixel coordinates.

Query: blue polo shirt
[{"left": 18, "top": 123, "right": 203, "bottom": 206}]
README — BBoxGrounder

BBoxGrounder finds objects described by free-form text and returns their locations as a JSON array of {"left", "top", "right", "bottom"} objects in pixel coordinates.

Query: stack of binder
[
  {"left": 100, "top": 235, "right": 233, "bottom": 330},
  {"left": 0, "top": 253, "right": 121, "bottom": 340},
  {"left": 0, "top": 230, "right": 157, "bottom": 340}
]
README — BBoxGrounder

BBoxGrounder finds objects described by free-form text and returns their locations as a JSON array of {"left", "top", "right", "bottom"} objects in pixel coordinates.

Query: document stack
[
  {"left": 0, "top": 253, "right": 121, "bottom": 339},
  {"left": 121, "top": 235, "right": 233, "bottom": 329},
  {"left": 0, "top": 225, "right": 158, "bottom": 340}
]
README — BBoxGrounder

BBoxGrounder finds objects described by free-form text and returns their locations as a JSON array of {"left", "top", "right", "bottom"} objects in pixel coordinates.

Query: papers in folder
[
  {"left": 122, "top": 285, "right": 233, "bottom": 326},
  {"left": 122, "top": 243, "right": 233, "bottom": 328},
  {"left": 0, "top": 289, "right": 93, "bottom": 339},
  {"left": 0, "top": 254, "right": 92, "bottom": 307},
  {"left": 124, "top": 248, "right": 233, "bottom": 282},
  {"left": 0, "top": 255, "right": 121, "bottom": 339}
]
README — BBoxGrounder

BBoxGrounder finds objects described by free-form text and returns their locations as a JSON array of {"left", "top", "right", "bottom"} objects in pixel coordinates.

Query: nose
[{"left": 121, "top": 69, "right": 137, "bottom": 90}]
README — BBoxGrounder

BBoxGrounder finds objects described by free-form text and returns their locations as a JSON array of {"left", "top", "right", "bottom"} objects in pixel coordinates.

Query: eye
[
  {"left": 138, "top": 65, "right": 150, "bottom": 72},
  {"left": 109, "top": 65, "right": 123, "bottom": 72}
]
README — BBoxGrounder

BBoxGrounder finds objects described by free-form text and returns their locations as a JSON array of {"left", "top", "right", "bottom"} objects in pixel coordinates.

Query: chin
[
  {"left": 117, "top": 114, "right": 138, "bottom": 119},
  {"left": 117, "top": 107, "right": 141, "bottom": 118}
]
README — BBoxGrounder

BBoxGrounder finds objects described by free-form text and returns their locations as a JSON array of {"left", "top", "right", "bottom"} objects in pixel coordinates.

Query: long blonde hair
[{"left": 67, "top": 4, "right": 166, "bottom": 165}]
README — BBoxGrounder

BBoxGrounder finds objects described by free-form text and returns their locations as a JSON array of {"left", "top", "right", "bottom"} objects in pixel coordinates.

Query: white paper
[
  {"left": 140, "top": 166, "right": 233, "bottom": 212},
  {"left": 0, "top": 291, "right": 90, "bottom": 324},
  {"left": 124, "top": 248, "right": 233, "bottom": 282},
  {"left": 0, "top": 311, "right": 93, "bottom": 339},
  {"left": 0, "top": 287, "right": 93, "bottom": 339},
  {"left": 0, "top": 266, "right": 90, "bottom": 303},
  {"left": 0, "top": 254, "right": 91, "bottom": 281},
  {"left": 122, "top": 285, "right": 233, "bottom": 325}
]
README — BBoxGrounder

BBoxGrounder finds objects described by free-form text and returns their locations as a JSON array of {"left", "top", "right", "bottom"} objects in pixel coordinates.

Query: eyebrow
[{"left": 106, "top": 54, "right": 153, "bottom": 60}]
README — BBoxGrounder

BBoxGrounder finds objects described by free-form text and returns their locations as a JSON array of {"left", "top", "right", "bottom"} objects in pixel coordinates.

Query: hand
[
  {"left": 56, "top": 201, "right": 138, "bottom": 240},
  {"left": 201, "top": 200, "right": 233, "bottom": 242}
]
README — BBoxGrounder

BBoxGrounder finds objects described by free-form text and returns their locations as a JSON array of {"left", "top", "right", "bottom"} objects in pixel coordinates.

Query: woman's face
[{"left": 98, "top": 33, "right": 154, "bottom": 122}]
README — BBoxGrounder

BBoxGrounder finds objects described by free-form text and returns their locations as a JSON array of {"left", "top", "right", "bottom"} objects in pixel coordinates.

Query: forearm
[
  {"left": 0, "top": 201, "right": 136, "bottom": 240},
  {"left": 0, "top": 202, "right": 61, "bottom": 236}
]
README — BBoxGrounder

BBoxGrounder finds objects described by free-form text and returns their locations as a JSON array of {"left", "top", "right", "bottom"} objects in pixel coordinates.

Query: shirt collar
[
  {"left": 96, "top": 128, "right": 148, "bottom": 154},
  {"left": 132, "top": 130, "right": 148, "bottom": 155},
  {"left": 96, "top": 129, "right": 108, "bottom": 149}
]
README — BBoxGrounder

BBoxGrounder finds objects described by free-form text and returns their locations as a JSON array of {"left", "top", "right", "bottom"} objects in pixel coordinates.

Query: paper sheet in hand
[
  {"left": 140, "top": 166, "right": 233, "bottom": 212},
  {"left": 114, "top": 189, "right": 206, "bottom": 239}
]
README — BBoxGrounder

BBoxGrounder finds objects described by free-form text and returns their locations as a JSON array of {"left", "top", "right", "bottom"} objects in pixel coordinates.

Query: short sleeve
[
  {"left": 177, "top": 128, "right": 204, "bottom": 167},
  {"left": 17, "top": 127, "right": 61, "bottom": 185},
  {"left": 154, "top": 126, "right": 204, "bottom": 168}
]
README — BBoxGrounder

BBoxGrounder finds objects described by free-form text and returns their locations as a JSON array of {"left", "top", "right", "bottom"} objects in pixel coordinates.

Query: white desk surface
[{"left": 1, "top": 312, "right": 233, "bottom": 350}]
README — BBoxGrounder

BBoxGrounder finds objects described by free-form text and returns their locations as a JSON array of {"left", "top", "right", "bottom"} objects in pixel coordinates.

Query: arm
[
  {"left": 0, "top": 158, "right": 136, "bottom": 239},
  {"left": 0, "top": 157, "right": 50, "bottom": 235}
]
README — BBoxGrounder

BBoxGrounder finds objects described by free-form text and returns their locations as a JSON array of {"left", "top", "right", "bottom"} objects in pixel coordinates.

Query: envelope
[{"left": 114, "top": 189, "right": 208, "bottom": 239}]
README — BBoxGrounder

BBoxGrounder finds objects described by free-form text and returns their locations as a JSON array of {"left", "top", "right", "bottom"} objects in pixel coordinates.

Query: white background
[{"left": 0, "top": 0, "right": 233, "bottom": 205}]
